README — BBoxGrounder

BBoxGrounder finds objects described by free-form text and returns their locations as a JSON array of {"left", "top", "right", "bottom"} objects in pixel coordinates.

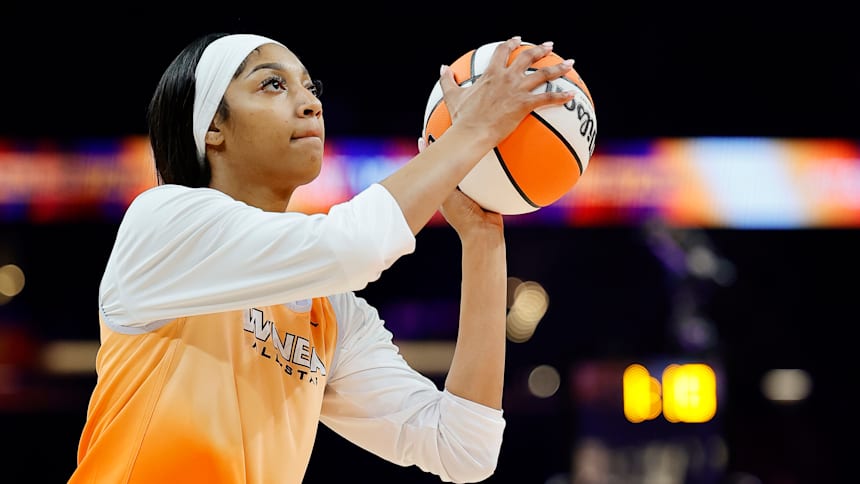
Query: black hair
[{"left": 146, "top": 32, "right": 230, "bottom": 187}]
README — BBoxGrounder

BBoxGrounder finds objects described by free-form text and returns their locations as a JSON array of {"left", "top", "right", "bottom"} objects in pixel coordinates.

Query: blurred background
[{"left": 1, "top": 2, "right": 857, "bottom": 483}]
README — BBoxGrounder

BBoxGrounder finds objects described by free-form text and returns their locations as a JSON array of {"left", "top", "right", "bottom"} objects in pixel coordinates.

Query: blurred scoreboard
[{"left": 2, "top": 136, "right": 860, "bottom": 228}]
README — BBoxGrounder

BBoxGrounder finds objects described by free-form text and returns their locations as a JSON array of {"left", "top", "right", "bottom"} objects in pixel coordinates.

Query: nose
[{"left": 297, "top": 88, "right": 323, "bottom": 118}]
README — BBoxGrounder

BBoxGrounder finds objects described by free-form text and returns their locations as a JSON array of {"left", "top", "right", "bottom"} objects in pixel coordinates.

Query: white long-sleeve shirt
[{"left": 70, "top": 183, "right": 505, "bottom": 484}]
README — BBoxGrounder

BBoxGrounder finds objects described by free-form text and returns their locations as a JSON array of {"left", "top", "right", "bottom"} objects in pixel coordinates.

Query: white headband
[{"left": 193, "top": 34, "right": 285, "bottom": 163}]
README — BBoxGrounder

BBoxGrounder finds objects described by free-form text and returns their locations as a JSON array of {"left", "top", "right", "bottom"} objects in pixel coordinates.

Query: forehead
[{"left": 239, "top": 43, "right": 305, "bottom": 76}]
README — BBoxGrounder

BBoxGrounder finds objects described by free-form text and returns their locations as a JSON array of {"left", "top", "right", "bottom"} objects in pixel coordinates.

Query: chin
[{"left": 300, "top": 161, "right": 323, "bottom": 186}]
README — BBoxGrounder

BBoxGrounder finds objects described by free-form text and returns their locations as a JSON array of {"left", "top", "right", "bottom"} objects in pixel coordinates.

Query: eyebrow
[{"left": 246, "top": 62, "right": 309, "bottom": 79}]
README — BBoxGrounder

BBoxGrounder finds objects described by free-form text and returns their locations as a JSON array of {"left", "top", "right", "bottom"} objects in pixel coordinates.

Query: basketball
[{"left": 421, "top": 40, "right": 597, "bottom": 215}]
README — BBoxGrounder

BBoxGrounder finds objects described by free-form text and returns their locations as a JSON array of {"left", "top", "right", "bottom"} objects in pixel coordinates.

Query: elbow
[
  {"left": 332, "top": 241, "right": 387, "bottom": 290},
  {"left": 444, "top": 460, "right": 499, "bottom": 484},
  {"left": 324, "top": 229, "right": 407, "bottom": 290},
  {"left": 436, "top": 435, "right": 502, "bottom": 483},
  {"left": 432, "top": 391, "right": 505, "bottom": 483},
  {"left": 323, "top": 189, "right": 416, "bottom": 288}
]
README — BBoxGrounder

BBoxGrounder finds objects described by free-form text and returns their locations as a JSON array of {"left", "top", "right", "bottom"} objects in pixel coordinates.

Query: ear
[{"left": 205, "top": 124, "right": 224, "bottom": 148}]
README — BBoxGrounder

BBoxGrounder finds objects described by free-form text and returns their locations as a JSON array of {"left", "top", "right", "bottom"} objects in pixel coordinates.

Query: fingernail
[
  {"left": 511, "top": 35, "right": 521, "bottom": 41},
  {"left": 440, "top": 64, "right": 448, "bottom": 76},
  {"left": 563, "top": 59, "right": 575, "bottom": 67},
  {"left": 542, "top": 41, "right": 554, "bottom": 48}
]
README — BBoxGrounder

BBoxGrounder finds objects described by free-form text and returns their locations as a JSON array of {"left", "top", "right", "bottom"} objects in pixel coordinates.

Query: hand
[
  {"left": 439, "top": 36, "right": 575, "bottom": 148},
  {"left": 439, "top": 187, "right": 504, "bottom": 242}
]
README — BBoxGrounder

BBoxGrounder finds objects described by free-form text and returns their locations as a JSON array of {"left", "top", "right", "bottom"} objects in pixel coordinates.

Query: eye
[
  {"left": 260, "top": 75, "right": 288, "bottom": 92},
  {"left": 305, "top": 79, "right": 323, "bottom": 98}
]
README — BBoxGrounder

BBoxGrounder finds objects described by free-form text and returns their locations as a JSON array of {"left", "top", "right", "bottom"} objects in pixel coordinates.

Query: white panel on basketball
[
  {"left": 471, "top": 42, "right": 503, "bottom": 77},
  {"left": 458, "top": 150, "right": 538, "bottom": 215},
  {"left": 531, "top": 76, "right": 596, "bottom": 173},
  {"left": 422, "top": 80, "right": 443, "bottom": 131}
]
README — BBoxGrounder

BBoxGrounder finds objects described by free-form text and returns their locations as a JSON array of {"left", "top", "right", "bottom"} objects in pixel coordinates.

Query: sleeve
[
  {"left": 320, "top": 292, "right": 506, "bottom": 484},
  {"left": 99, "top": 183, "right": 416, "bottom": 330}
]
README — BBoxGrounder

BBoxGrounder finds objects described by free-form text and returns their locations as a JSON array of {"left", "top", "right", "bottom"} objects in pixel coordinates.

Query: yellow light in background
[
  {"left": 39, "top": 340, "right": 100, "bottom": 375},
  {"left": 0, "top": 264, "right": 25, "bottom": 303},
  {"left": 506, "top": 279, "right": 549, "bottom": 343},
  {"left": 662, "top": 363, "right": 717, "bottom": 423},
  {"left": 623, "top": 364, "right": 662, "bottom": 423}
]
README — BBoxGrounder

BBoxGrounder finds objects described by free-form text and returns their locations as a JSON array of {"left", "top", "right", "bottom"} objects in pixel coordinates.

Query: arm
[
  {"left": 439, "top": 190, "right": 507, "bottom": 410},
  {"left": 99, "top": 183, "right": 415, "bottom": 330},
  {"left": 321, "top": 292, "right": 505, "bottom": 483},
  {"left": 380, "top": 37, "right": 575, "bottom": 235}
]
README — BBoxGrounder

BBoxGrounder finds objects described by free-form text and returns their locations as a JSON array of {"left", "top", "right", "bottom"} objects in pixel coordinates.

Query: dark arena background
[{"left": 1, "top": 3, "right": 857, "bottom": 483}]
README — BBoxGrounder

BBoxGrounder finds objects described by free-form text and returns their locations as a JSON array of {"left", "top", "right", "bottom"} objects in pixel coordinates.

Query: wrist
[
  {"left": 443, "top": 123, "right": 496, "bottom": 159},
  {"left": 459, "top": 228, "right": 505, "bottom": 252}
]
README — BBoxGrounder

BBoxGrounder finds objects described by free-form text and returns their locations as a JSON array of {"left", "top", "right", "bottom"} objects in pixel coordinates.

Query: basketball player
[{"left": 69, "top": 32, "right": 575, "bottom": 483}]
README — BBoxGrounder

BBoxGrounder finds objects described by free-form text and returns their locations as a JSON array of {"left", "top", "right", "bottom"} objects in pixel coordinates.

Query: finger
[
  {"left": 521, "top": 58, "right": 575, "bottom": 91},
  {"left": 484, "top": 36, "right": 522, "bottom": 72},
  {"left": 508, "top": 41, "right": 556, "bottom": 74},
  {"left": 438, "top": 64, "right": 459, "bottom": 95},
  {"left": 525, "top": 89, "right": 577, "bottom": 111}
]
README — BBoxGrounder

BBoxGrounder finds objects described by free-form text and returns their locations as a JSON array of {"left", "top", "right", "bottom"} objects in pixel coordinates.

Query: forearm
[
  {"left": 379, "top": 124, "right": 492, "bottom": 235},
  {"left": 322, "top": 292, "right": 505, "bottom": 483},
  {"left": 445, "top": 232, "right": 508, "bottom": 410}
]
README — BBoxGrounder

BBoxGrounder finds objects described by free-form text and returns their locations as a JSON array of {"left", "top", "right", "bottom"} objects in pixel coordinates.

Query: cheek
[{"left": 234, "top": 112, "right": 291, "bottom": 149}]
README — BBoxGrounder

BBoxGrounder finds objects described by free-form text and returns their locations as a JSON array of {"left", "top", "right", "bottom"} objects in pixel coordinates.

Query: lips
[{"left": 292, "top": 129, "right": 322, "bottom": 140}]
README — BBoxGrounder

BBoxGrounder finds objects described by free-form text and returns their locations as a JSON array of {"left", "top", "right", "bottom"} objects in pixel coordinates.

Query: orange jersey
[{"left": 72, "top": 300, "right": 336, "bottom": 484}]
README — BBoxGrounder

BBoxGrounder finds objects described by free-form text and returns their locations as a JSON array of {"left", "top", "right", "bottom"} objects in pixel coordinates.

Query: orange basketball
[{"left": 422, "top": 40, "right": 597, "bottom": 215}]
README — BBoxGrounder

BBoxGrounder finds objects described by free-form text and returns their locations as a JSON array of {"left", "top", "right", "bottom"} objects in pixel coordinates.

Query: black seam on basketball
[
  {"left": 530, "top": 111, "right": 584, "bottom": 174},
  {"left": 495, "top": 146, "right": 540, "bottom": 209},
  {"left": 470, "top": 49, "right": 477, "bottom": 79},
  {"left": 461, "top": 75, "right": 481, "bottom": 87}
]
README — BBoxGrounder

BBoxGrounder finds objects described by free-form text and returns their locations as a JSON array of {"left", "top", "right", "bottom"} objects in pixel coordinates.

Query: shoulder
[
  {"left": 128, "top": 184, "right": 232, "bottom": 212},
  {"left": 121, "top": 184, "right": 242, "bottom": 227}
]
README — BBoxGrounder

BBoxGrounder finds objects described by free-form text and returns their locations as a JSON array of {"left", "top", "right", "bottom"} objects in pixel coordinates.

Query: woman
[{"left": 69, "top": 32, "right": 575, "bottom": 483}]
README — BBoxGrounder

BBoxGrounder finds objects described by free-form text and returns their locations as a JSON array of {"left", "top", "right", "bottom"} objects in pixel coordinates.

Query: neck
[{"left": 209, "top": 178, "right": 293, "bottom": 213}]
